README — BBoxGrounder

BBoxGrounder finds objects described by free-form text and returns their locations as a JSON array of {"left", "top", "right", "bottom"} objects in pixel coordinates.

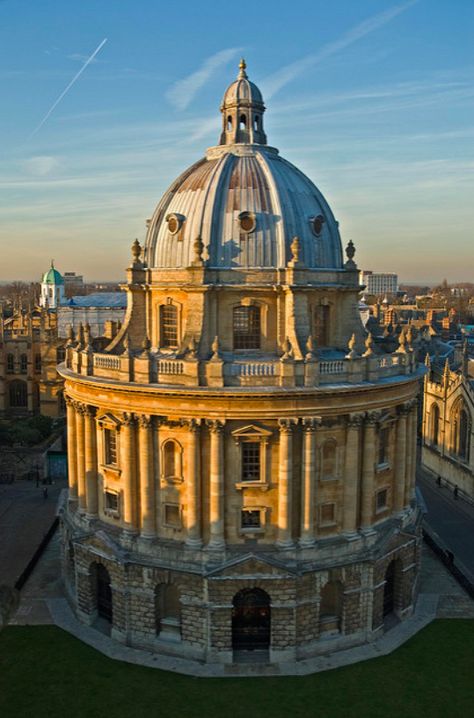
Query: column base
[
  {"left": 140, "top": 532, "right": 157, "bottom": 541},
  {"left": 206, "top": 539, "right": 225, "bottom": 551},
  {"left": 360, "top": 526, "right": 376, "bottom": 537},
  {"left": 185, "top": 537, "right": 203, "bottom": 549},
  {"left": 343, "top": 530, "right": 359, "bottom": 541},
  {"left": 298, "top": 537, "right": 315, "bottom": 548},
  {"left": 276, "top": 539, "right": 295, "bottom": 550}
]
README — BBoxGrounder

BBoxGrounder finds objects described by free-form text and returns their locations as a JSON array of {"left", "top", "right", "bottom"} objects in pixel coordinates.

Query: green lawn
[{"left": 0, "top": 621, "right": 473, "bottom": 718}]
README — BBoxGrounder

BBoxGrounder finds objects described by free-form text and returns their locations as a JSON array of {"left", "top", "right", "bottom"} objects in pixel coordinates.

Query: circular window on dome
[
  {"left": 166, "top": 213, "right": 185, "bottom": 236},
  {"left": 311, "top": 215, "right": 325, "bottom": 236},
  {"left": 238, "top": 211, "right": 256, "bottom": 234}
]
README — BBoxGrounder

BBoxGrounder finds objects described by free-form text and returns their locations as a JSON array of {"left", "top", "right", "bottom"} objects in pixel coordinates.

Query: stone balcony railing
[{"left": 64, "top": 345, "right": 418, "bottom": 389}]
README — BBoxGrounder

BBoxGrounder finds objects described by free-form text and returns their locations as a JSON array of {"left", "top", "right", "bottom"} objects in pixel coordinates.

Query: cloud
[
  {"left": 262, "top": 0, "right": 419, "bottom": 99},
  {"left": 166, "top": 47, "right": 242, "bottom": 111},
  {"left": 23, "top": 155, "right": 59, "bottom": 176}
]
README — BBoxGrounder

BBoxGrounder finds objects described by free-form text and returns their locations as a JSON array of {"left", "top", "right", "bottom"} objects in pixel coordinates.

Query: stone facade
[{"left": 59, "top": 62, "right": 422, "bottom": 668}]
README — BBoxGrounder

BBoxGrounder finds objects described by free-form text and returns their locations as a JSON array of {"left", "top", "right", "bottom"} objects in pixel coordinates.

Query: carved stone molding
[
  {"left": 278, "top": 417, "right": 298, "bottom": 433},
  {"left": 346, "top": 413, "right": 364, "bottom": 428},
  {"left": 137, "top": 414, "right": 152, "bottom": 429},
  {"left": 206, "top": 419, "right": 225, "bottom": 433},
  {"left": 122, "top": 412, "right": 136, "bottom": 427},
  {"left": 302, "top": 417, "right": 322, "bottom": 431}
]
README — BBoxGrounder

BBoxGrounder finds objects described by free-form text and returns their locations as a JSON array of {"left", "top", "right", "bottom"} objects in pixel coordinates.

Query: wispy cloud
[
  {"left": 28, "top": 38, "right": 108, "bottom": 139},
  {"left": 166, "top": 47, "right": 242, "bottom": 111},
  {"left": 262, "top": 0, "right": 418, "bottom": 99},
  {"left": 23, "top": 155, "right": 59, "bottom": 176}
]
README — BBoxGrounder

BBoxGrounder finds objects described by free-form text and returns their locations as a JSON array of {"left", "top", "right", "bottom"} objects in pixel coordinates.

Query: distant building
[
  {"left": 63, "top": 272, "right": 84, "bottom": 293},
  {"left": 422, "top": 346, "right": 474, "bottom": 499},
  {"left": 57, "top": 292, "right": 126, "bottom": 338},
  {"left": 360, "top": 270, "right": 398, "bottom": 296},
  {"left": 40, "top": 261, "right": 65, "bottom": 309}
]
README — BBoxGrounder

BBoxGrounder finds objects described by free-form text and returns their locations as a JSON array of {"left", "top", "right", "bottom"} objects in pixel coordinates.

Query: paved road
[
  {"left": 0, "top": 477, "right": 66, "bottom": 587},
  {"left": 417, "top": 468, "right": 474, "bottom": 582}
]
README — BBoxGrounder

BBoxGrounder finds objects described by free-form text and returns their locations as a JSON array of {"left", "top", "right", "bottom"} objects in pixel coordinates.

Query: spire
[{"left": 238, "top": 58, "right": 248, "bottom": 79}]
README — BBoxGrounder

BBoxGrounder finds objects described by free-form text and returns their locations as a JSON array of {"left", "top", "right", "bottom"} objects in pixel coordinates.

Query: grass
[{"left": 0, "top": 621, "right": 473, "bottom": 718}]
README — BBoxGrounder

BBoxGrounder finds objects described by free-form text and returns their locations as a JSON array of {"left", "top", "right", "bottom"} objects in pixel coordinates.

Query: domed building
[{"left": 59, "top": 61, "right": 422, "bottom": 667}]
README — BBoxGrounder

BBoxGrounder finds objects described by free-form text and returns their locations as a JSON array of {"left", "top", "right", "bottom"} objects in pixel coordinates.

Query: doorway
[{"left": 232, "top": 587, "right": 270, "bottom": 651}]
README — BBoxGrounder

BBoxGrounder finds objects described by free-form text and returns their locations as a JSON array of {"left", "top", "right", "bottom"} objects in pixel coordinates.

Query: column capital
[
  {"left": 182, "top": 418, "right": 202, "bottom": 431},
  {"left": 83, "top": 405, "right": 97, "bottom": 419},
  {"left": 278, "top": 417, "right": 298, "bottom": 433},
  {"left": 206, "top": 419, "right": 225, "bottom": 433},
  {"left": 302, "top": 417, "right": 321, "bottom": 431},
  {"left": 398, "top": 402, "right": 411, "bottom": 417},
  {"left": 137, "top": 414, "right": 152, "bottom": 429},
  {"left": 64, "top": 394, "right": 74, "bottom": 408},
  {"left": 122, "top": 412, "right": 136, "bottom": 427},
  {"left": 365, "top": 411, "right": 380, "bottom": 426},
  {"left": 346, "top": 412, "right": 364, "bottom": 428},
  {"left": 74, "top": 401, "right": 87, "bottom": 415}
]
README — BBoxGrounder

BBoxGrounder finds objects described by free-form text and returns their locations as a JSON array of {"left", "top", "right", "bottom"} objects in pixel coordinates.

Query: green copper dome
[{"left": 42, "top": 261, "right": 64, "bottom": 285}]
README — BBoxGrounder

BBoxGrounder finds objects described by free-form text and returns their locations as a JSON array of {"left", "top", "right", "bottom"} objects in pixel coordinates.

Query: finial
[
  {"left": 288, "top": 236, "right": 303, "bottom": 267},
  {"left": 238, "top": 58, "right": 247, "bottom": 78},
  {"left": 131, "top": 238, "right": 142, "bottom": 265},
  {"left": 51, "top": 259, "right": 54, "bottom": 268},
  {"left": 142, "top": 335, "right": 151, "bottom": 354},
  {"left": 424, "top": 352, "right": 431, "bottom": 368},
  {"left": 345, "top": 240, "right": 356, "bottom": 268},
  {"left": 191, "top": 236, "right": 204, "bottom": 267},
  {"left": 397, "top": 327, "right": 407, "bottom": 353},
  {"left": 346, "top": 333, "right": 358, "bottom": 360},
  {"left": 281, "top": 337, "right": 293, "bottom": 361},
  {"left": 363, "top": 332, "right": 374, "bottom": 357},
  {"left": 210, "top": 335, "right": 221, "bottom": 361},
  {"left": 305, "top": 334, "right": 317, "bottom": 360},
  {"left": 187, "top": 335, "right": 197, "bottom": 359}
]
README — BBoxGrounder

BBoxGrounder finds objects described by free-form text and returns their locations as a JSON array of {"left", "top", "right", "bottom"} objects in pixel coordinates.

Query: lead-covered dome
[{"left": 145, "top": 62, "right": 343, "bottom": 271}]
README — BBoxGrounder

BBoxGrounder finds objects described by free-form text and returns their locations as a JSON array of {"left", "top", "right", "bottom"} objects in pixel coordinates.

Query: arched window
[
  {"left": 35, "top": 354, "right": 42, "bottom": 372},
  {"left": 56, "top": 346, "right": 66, "bottom": 363},
  {"left": 9, "top": 380, "right": 27, "bottom": 408},
  {"left": 20, "top": 354, "right": 28, "bottom": 373},
  {"left": 239, "top": 114, "right": 247, "bottom": 129},
  {"left": 91, "top": 563, "right": 112, "bottom": 623},
  {"left": 162, "top": 440, "right": 182, "bottom": 481},
  {"left": 459, "top": 409, "right": 470, "bottom": 461},
  {"left": 321, "top": 440, "right": 337, "bottom": 480},
  {"left": 378, "top": 426, "right": 390, "bottom": 465},
  {"left": 232, "top": 588, "right": 271, "bottom": 651},
  {"left": 319, "top": 581, "right": 342, "bottom": 633},
  {"left": 431, "top": 404, "right": 440, "bottom": 447},
  {"left": 254, "top": 115, "right": 259, "bottom": 130},
  {"left": 314, "top": 305, "right": 330, "bottom": 346},
  {"left": 227, "top": 115, "right": 232, "bottom": 130},
  {"left": 233, "top": 305, "right": 261, "bottom": 350},
  {"left": 159, "top": 303, "right": 178, "bottom": 348},
  {"left": 6, "top": 354, "right": 14, "bottom": 373}
]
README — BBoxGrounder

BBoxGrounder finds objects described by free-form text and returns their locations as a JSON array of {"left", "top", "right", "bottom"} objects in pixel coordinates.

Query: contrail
[{"left": 28, "top": 37, "right": 108, "bottom": 139}]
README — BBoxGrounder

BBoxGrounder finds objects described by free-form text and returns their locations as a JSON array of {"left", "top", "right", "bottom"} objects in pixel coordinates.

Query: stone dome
[{"left": 144, "top": 62, "right": 343, "bottom": 271}]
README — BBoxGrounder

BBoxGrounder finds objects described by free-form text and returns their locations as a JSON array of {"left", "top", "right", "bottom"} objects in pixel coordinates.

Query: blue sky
[{"left": 0, "top": 0, "right": 473, "bottom": 282}]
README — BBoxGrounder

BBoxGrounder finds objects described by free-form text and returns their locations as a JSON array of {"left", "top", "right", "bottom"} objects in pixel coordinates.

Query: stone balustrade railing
[{"left": 66, "top": 346, "right": 418, "bottom": 388}]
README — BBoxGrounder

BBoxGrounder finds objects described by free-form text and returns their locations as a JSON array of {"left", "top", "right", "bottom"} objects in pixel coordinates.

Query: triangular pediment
[
  {"left": 206, "top": 552, "right": 298, "bottom": 578},
  {"left": 96, "top": 412, "right": 122, "bottom": 427},
  {"left": 231, "top": 424, "right": 273, "bottom": 439},
  {"left": 77, "top": 529, "right": 124, "bottom": 561}
]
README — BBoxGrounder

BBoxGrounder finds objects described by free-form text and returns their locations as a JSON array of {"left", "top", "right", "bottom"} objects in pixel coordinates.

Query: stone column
[
  {"left": 343, "top": 413, "right": 363, "bottom": 535},
  {"left": 207, "top": 420, "right": 225, "bottom": 549},
  {"left": 84, "top": 406, "right": 98, "bottom": 519},
  {"left": 360, "top": 412, "right": 378, "bottom": 531},
  {"left": 394, "top": 404, "right": 408, "bottom": 513},
  {"left": 405, "top": 401, "right": 418, "bottom": 504},
  {"left": 75, "top": 402, "right": 87, "bottom": 513},
  {"left": 121, "top": 412, "right": 137, "bottom": 535},
  {"left": 277, "top": 418, "right": 296, "bottom": 548},
  {"left": 65, "top": 396, "right": 78, "bottom": 501},
  {"left": 138, "top": 415, "right": 155, "bottom": 539},
  {"left": 299, "top": 418, "right": 318, "bottom": 546},
  {"left": 186, "top": 419, "right": 202, "bottom": 548}
]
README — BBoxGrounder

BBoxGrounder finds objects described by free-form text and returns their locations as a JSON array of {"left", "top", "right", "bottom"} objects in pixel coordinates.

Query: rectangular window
[
  {"left": 35, "top": 354, "right": 42, "bottom": 372},
  {"left": 104, "top": 429, "right": 117, "bottom": 466},
  {"left": 241, "top": 441, "right": 261, "bottom": 482},
  {"left": 378, "top": 427, "right": 389, "bottom": 465},
  {"left": 320, "top": 503, "right": 336, "bottom": 526},
  {"left": 376, "top": 489, "right": 388, "bottom": 511},
  {"left": 160, "top": 305, "right": 178, "bottom": 348},
  {"left": 104, "top": 491, "right": 119, "bottom": 513},
  {"left": 241, "top": 509, "right": 261, "bottom": 530},
  {"left": 164, "top": 504, "right": 181, "bottom": 528},
  {"left": 233, "top": 306, "right": 260, "bottom": 350}
]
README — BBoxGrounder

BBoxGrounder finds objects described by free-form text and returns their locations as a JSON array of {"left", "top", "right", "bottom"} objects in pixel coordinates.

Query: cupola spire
[{"left": 219, "top": 60, "right": 267, "bottom": 146}]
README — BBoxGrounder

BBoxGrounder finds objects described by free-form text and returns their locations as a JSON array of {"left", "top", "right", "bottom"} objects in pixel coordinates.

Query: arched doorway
[
  {"left": 383, "top": 561, "right": 396, "bottom": 617},
  {"left": 232, "top": 588, "right": 270, "bottom": 651},
  {"left": 94, "top": 564, "right": 112, "bottom": 623}
]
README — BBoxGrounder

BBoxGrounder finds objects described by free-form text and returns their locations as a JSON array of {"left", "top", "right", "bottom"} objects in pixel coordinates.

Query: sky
[{"left": 0, "top": 0, "right": 473, "bottom": 283}]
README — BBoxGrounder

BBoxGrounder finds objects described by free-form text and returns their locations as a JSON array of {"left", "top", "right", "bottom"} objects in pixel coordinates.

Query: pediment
[
  {"left": 96, "top": 412, "right": 122, "bottom": 428},
  {"left": 206, "top": 553, "right": 297, "bottom": 579},
  {"left": 77, "top": 529, "right": 124, "bottom": 561},
  {"left": 231, "top": 424, "right": 273, "bottom": 440}
]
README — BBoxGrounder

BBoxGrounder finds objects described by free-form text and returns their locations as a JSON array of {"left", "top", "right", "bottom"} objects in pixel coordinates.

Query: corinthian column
[
  {"left": 138, "top": 415, "right": 155, "bottom": 539},
  {"left": 299, "top": 418, "right": 318, "bottom": 547},
  {"left": 121, "top": 412, "right": 137, "bottom": 535},
  {"left": 84, "top": 406, "right": 98, "bottom": 519},
  {"left": 394, "top": 404, "right": 408, "bottom": 513},
  {"left": 65, "top": 396, "right": 78, "bottom": 501},
  {"left": 360, "top": 412, "right": 378, "bottom": 531},
  {"left": 405, "top": 401, "right": 418, "bottom": 505},
  {"left": 75, "top": 402, "right": 87, "bottom": 513},
  {"left": 277, "top": 418, "right": 296, "bottom": 548},
  {"left": 207, "top": 420, "right": 225, "bottom": 549},
  {"left": 343, "top": 413, "right": 363, "bottom": 535},
  {"left": 185, "top": 419, "right": 202, "bottom": 548}
]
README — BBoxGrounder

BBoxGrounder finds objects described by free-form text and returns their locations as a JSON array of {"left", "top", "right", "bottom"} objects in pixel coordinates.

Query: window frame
[
  {"left": 157, "top": 299, "right": 181, "bottom": 350},
  {"left": 103, "top": 489, "right": 120, "bottom": 517},
  {"left": 319, "top": 502, "right": 337, "bottom": 527},
  {"left": 232, "top": 425, "right": 272, "bottom": 490},
  {"left": 239, "top": 506, "right": 267, "bottom": 536},
  {"left": 233, "top": 304, "right": 261, "bottom": 351}
]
